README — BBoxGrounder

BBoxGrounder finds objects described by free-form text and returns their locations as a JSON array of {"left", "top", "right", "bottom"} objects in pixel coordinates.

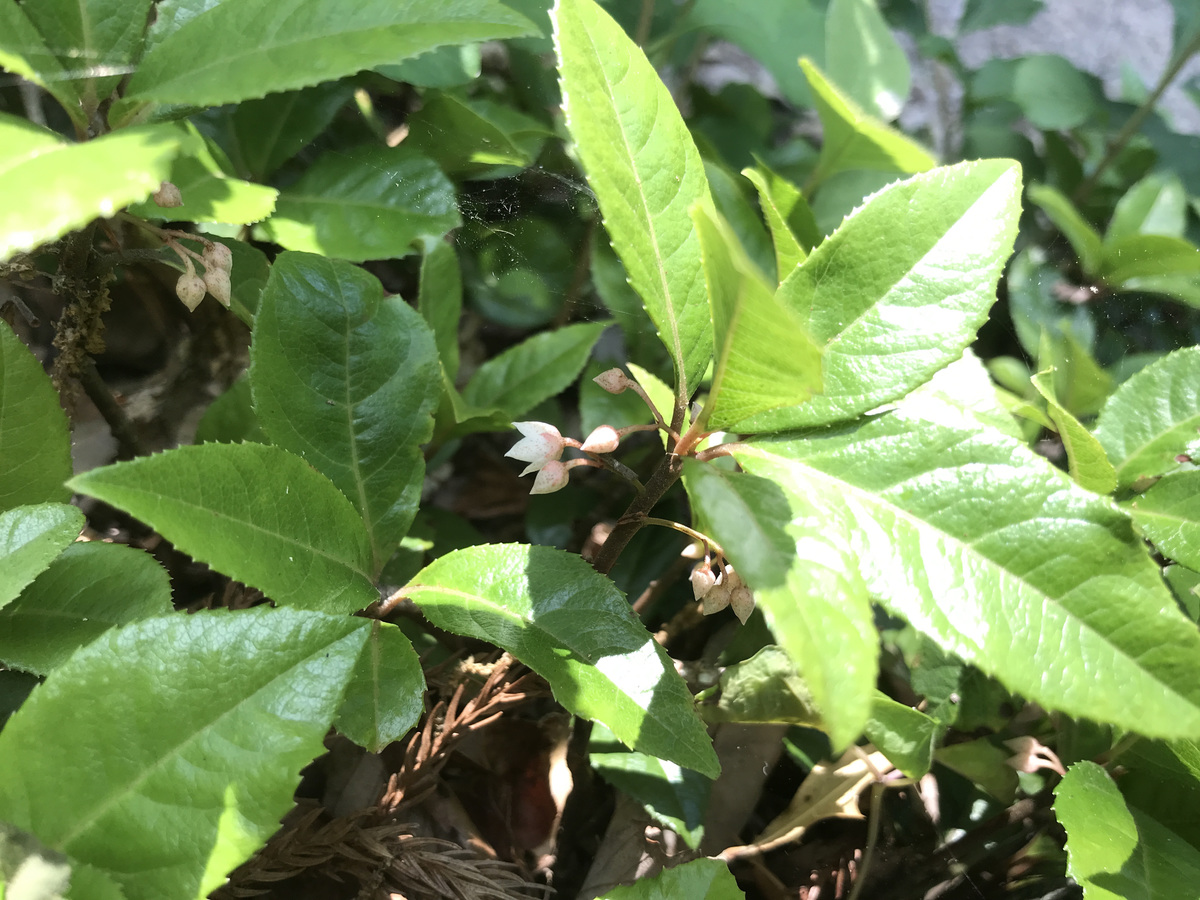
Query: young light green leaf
[
  {"left": 419, "top": 240, "right": 463, "bottom": 382},
  {"left": 0, "top": 3, "right": 84, "bottom": 129},
  {"left": 697, "top": 645, "right": 822, "bottom": 728},
  {"left": 0, "top": 504, "right": 84, "bottom": 611},
  {"left": 0, "top": 542, "right": 172, "bottom": 675},
  {"left": 741, "top": 164, "right": 819, "bottom": 279},
  {"left": 125, "top": 123, "right": 277, "bottom": 225},
  {"left": 553, "top": 0, "right": 713, "bottom": 402},
  {"left": 461, "top": 321, "right": 605, "bottom": 420},
  {"left": 0, "top": 324, "right": 72, "bottom": 510},
  {"left": 1037, "top": 329, "right": 1113, "bottom": 419},
  {"left": 1129, "top": 472, "right": 1200, "bottom": 570},
  {"left": 334, "top": 621, "right": 425, "bottom": 753},
  {"left": 250, "top": 252, "right": 440, "bottom": 571},
  {"left": 1031, "top": 369, "right": 1117, "bottom": 494},
  {"left": 596, "top": 857, "right": 743, "bottom": 900},
  {"left": 683, "top": 461, "right": 876, "bottom": 750},
  {"left": 1056, "top": 760, "right": 1200, "bottom": 900},
  {"left": 402, "top": 543, "right": 719, "bottom": 777},
  {"left": 800, "top": 58, "right": 935, "bottom": 189},
  {"left": 20, "top": 0, "right": 152, "bottom": 117},
  {"left": 68, "top": 443, "right": 378, "bottom": 614},
  {"left": 1099, "top": 233, "right": 1200, "bottom": 285},
  {"left": 825, "top": 0, "right": 911, "bottom": 121},
  {"left": 0, "top": 607, "right": 370, "bottom": 900},
  {"left": 865, "top": 693, "right": 939, "bottom": 779},
  {"left": 1095, "top": 346, "right": 1200, "bottom": 487},
  {"left": 1107, "top": 171, "right": 1187, "bottom": 241},
  {"left": 1026, "top": 183, "right": 1104, "bottom": 275},
  {"left": 691, "top": 205, "right": 823, "bottom": 428},
  {"left": 119, "top": 0, "right": 536, "bottom": 111},
  {"left": 590, "top": 751, "right": 710, "bottom": 849},
  {"left": 257, "top": 145, "right": 460, "bottom": 262},
  {"left": 0, "top": 115, "right": 181, "bottom": 263},
  {"left": 734, "top": 159, "right": 1022, "bottom": 431},
  {"left": 736, "top": 410, "right": 1200, "bottom": 740}
]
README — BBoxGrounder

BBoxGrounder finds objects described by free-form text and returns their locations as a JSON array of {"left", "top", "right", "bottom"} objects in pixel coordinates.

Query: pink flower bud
[
  {"left": 531, "top": 460, "right": 570, "bottom": 495},
  {"left": 581, "top": 424, "right": 620, "bottom": 454},
  {"left": 593, "top": 367, "right": 632, "bottom": 394},
  {"left": 690, "top": 564, "right": 717, "bottom": 600},
  {"left": 506, "top": 421, "right": 565, "bottom": 475},
  {"left": 176, "top": 272, "right": 206, "bottom": 311},
  {"left": 152, "top": 181, "right": 183, "bottom": 208}
]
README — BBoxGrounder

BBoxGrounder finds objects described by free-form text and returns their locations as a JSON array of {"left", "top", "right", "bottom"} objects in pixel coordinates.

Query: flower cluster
[
  {"left": 689, "top": 553, "right": 755, "bottom": 624},
  {"left": 506, "top": 421, "right": 622, "bottom": 494},
  {"left": 173, "top": 235, "right": 233, "bottom": 312}
]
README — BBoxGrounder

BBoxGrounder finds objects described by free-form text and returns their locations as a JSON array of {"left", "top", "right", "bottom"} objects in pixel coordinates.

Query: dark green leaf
[
  {"left": 554, "top": 0, "right": 713, "bottom": 401},
  {"left": 404, "top": 92, "right": 550, "bottom": 177},
  {"left": 334, "top": 621, "right": 425, "bottom": 752},
  {"left": 194, "top": 377, "right": 266, "bottom": 444},
  {"left": 0, "top": 542, "right": 172, "bottom": 675},
  {"left": 0, "top": 324, "right": 72, "bottom": 510},
  {"left": 257, "top": 145, "right": 460, "bottom": 262},
  {"left": 250, "top": 252, "right": 440, "bottom": 571},
  {"left": 0, "top": 504, "right": 84, "bottom": 611},
  {"left": 402, "top": 544, "right": 719, "bottom": 777},
  {"left": 1118, "top": 739, "right": 1200, "bottom": 848},
  {"left": 378, "top": 43, "right": 482, "bottom": 87},
  {"left": 590, "top": 750, "right": 710, "bottom": 849},
  {"left": 224, "top": 82, "right": 355, "bottom": 180},
  {"left": 1095, "top": 346, "right": 1200, "bottom": 487},
  {"left": 461, "top": 322, "right": 605, "bottom": 420},
  {"left": 68, "top": 443, "right": 378, "bottom": 614},
  {"left": 596, "top": 857, "right": 742, "bottom": 900},
  {"left": 0, "top": 607, "right": 369, "bottom": 900},
  {"left": 419, "top": 240, "right": 464, "bottom": 383},
  {"left": 734, "top": 159, "right": 1022, "bottom": 430}
]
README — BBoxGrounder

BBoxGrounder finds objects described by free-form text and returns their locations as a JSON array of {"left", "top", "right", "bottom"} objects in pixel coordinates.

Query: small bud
[
  {"left": 203, "top": 267, "right": 231, "bottom": 308},
  {"left": 594, "top": 367, "right": 632, "bottom": 394},
  {"left": 531, "top": 460, "right": 570, "bottom": 495},
  {"left": 690, "top": 564, "right": 717, "bottom": 600},
  {"left": 701, "top": 577, "right": 731, "bottom": 615},
  {"left": 680, "top": 541, "right": 705, "bottom": 560},
  {"left": 176, "top": 272, "right": 206, "bottom": 311},
  {"left": 153, "top": 181, "right": 183, "bottom": 208},
  {"left": 203, "top": 242, "right": 233, "bottom": 274},
  {"left": 581, "top": 424, "right": 620, "bottom": 454},
  {"left": 729, "top": 584, "right": 755, "bottom": 624},
  {"left": 507, "top": 421, "right": 565, "bottom": 476}
]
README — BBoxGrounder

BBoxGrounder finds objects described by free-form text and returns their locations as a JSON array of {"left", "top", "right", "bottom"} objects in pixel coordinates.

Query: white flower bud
[
  {"left": 176, "top": 272, "right": 206, "bottom": 311},
  {"left": 593, "top": 367, "right": 632, "bottom": 394},
  {"left": 680, "top": 542, "right": 705, "bottom": 559},
  {"left": 531, "top": 460, "right": 570, "bottom": 495},
  {"left": 203, "top": 267, "right": 231, "bottom": 308},
  {"left": 729, "top": 584, "right": 755, "bottom": 624},
  {"left": 153, "top": 181, "right": 183, "bottom": 208},
  {"left": 690, "top": 563, "right": 717, "bottom": 600},
  {"left": 506, "top": 421, "right": 565, "bottom": 475},
  {"left": 581, "top": 424, "right": 620, "bottom": 454},
  {"left": 701, "top": 577, "right": 731, "bottom": 615},
  {"left": 203, "top": 242, "right": 233, "bottom": 274}
]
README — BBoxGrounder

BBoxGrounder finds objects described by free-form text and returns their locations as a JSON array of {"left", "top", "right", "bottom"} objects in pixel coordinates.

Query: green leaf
[
  {"left": 402, "top": 544, "right": 719, "bottom": 777},
  {"left": 378, "top": 43, "right": 482, "bottom": 88},
  {"left": 1107, "top": 171, "right": 1187, "bottom": 241},
  {"left": 257, "top": 145, "right": 459, "bottom": 262},
  {"left": 125, "top": 123, "right": 277, "bottom": 225},
  {"left": 0, "top": 115, "right": 181, "bottom": 263},
  {"left": 684, "top": 0, "right": 824, "bottom": 106},
  {"left": 735, "top": 409, "right": 1200, "bottom": 740},
  {"left": 418, "top": 240, "right": 464, "bottom": 382},
  {"left": 250, "top": 252, "right": 440, "bottom": 571},
  {"left": 1118, "top": 739, "right": 1200, "bottom": 849},
  {"left": 461, "top": 321, "right": 605, "bottom": 420},
  {"left": 0, "top": 607, "right": 369, "bottom": 900},
  {"left": 0, "top": 8, "right": 84, "bottom": 127},
  {"left": 404, "top": 92, "right": 550, "bottom": 177},
  {"left": 800, "top": 58, "right": 935, "bottom": 189},
  {"left": 553, "top": 0, "right": 713, "bottom": 402},
  {"left": 865, "top": 693, "right": 939, "bottom": 779},
  {"left": 195, "top": 377, "right": 265, "bottom": 444},
  {"left": 697, "top": 645, "right": 822, "bottom": 727},
  {"left": 119, "top": 0, "right": 536, "bottom": 111},
  {"left": 691, "top": 205, "right": 822, "bottom": 429},
  {"left": 825, "top": 0, "right": 911, "bottom": 121},
  {"left": 68, "top": 443, "right": 378, "bottom": 614},
  {"left": 1095, "top": 346, "right": 1200, "bottom": 487},
  {"left": 1129, "top": 472, "right": 1200, "bottom": 570},
  {"left": 590, "top": 750, "right": 710, "bottom": 849},
  {"left": 705, "top": 161, "right": 776, "bottom": 282},
  {"left": 741, "top": 164, "right": 819, "bottom": 279},
  {"left": 1011, "top": 55, "right": 1097, "bottom": 130},
  {"left": 1026, "top": 182, "right": 1104, "bottom": 274},
  {"left": 0, "top": 324, "right": 72, "bottom": 510},
  {"left": 733, "top": 159, "right": 1022, "bottom": 431},
  {"left": 1099, "top": 233, "right": 1200, "bottom": 285},
  {"left": 0, "top": 542, "right": 172, "bottom": 675},
  {"left": 1038, "top": 329, "right": 1113, "bottom": 419},
  {"left": 596, "top": 857, "right": 743, "bottom": 900},
  {"left": 935, "top": 737, "right": 1017, "bottom": 802},
  {"left": 959, "top": 0, "right": 1044, "bottom": 32},
  {"left": 1031, "top": 369, "right": 1117, "bottom": 494},
  {"left": 0, "top": 504, "right": 84, "bottom": 612},
  {"left": 1056, "top": 760, "right": 1200, "bottom": 900},
  {"left": 20, "top": 0, "right": 152, "bottom": 116},
  {"left": 334, "top": 621, "right": 424, "bottom": 752},
  {"left": 220, "top": 82, "right": 355, "bottom": 180},
  {"left": 683, "top": 461, "right": 875, "bottom": 749}
]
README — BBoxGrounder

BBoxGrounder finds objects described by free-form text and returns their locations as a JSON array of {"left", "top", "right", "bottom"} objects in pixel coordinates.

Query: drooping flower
[
  {"left": 531, "top": 460, "right": 570, "bottom": 495},
  {"left": 506, "top": 421, "right": 565, "bottom": 475},
  {"left": 690, "top": 563, "right": 717, "bottom": 600},
  {"left": 581, "top": 424, "right": 620, "bottom": 454}
]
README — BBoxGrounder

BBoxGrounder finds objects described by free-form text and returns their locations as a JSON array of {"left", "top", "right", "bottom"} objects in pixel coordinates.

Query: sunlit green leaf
[
  {"left": 1026, "top": 183, "right": 1104, "bottom": 275},
  {"left": 1129, "top": 472, "right": 1200, "bottom": 570},
  {"left": 596, "top": 857, "right": 742, "bottom": 900},
  {"left": 0, "top": 504, "right": 84, "bottom": 611},
  {"left": 334, "top": 620, "right": 425, "bottom": 752},
  {"left": 1031, "top": 369, "right": 1117, "bottom": 494},
  {"left": 825, "top": 0, "right": 910, "bottom": 121}
]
